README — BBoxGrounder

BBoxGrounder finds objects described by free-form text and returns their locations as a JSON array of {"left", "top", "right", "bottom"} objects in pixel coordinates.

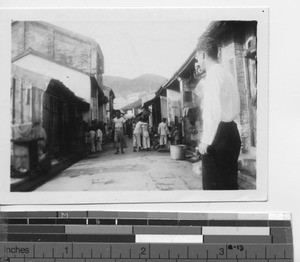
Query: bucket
[{"left": 170, "top": 145, "right": 187, "bottom": 160}]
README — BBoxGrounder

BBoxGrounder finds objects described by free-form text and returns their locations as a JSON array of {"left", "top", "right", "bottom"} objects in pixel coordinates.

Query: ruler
[{"left": 0, "top": 211, "right": 293, "bottom": 261}]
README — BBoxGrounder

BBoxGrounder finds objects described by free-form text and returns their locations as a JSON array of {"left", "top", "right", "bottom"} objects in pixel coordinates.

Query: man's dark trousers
[{"left": 202, "top": 121, "right": 241, "bottom": 190}]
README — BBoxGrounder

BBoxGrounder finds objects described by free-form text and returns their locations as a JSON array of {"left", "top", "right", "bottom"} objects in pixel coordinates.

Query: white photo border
[{"left": 0, "top": 7, "right": 269, "bottom": 204}]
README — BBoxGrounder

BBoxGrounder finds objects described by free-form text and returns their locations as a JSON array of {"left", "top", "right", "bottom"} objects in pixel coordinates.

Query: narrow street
[{"left": 35, "top": 138, "right": 203, "bottom": 191}]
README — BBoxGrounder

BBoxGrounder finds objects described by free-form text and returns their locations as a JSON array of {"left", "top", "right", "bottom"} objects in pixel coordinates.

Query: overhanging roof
[
  {"left": 121, "top": 99, "right": 142, "bottom": 111},
  {"left": 199, "top": 21, "right": 257, "bottom": 42},
  {"left": 90, "top": 76, "right": 109, "bottom": 104},
  {"left": 47, "top": 79, "right": 90, "bottom": 111},
  {"left": 143, "top": 95, "right": 160, "bottom": 108},
  {"left": 162, "top": 49, "right": 197, "bottom": 92},
  {"left": 155, "top": 86, "right": 167, "bottom": 97}
]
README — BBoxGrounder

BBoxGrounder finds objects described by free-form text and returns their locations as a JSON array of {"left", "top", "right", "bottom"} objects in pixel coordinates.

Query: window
[{"left": 184, "top": 91, "right": 193, "bottom": 102}]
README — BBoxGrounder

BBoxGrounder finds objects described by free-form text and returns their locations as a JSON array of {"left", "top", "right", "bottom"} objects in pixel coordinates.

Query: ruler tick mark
[{"left": 265, "top": 246, "right": 267, "bottom": 258}]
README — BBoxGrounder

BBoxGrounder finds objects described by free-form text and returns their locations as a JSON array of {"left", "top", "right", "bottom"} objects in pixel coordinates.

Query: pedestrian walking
[
  {"left": 132, "top": 118, "right": 142, "bottom": 152},
  {"left": 96, "top": 124, "right": 103, "bottom": 152},
  {"left": 141, "top": 118, "right": 150, "bottom": 151},
  {"left": 113, "top": 112, "right": 127, "bottom": 154},
  {"left": 195, "top": 36, "right": 241, "bottom": 190},
  {"left": 158, "top": 118, "right": 169, "bottom": 148},
  {"left": 88, "top": 127, "right": 96, "bottom": 153}
]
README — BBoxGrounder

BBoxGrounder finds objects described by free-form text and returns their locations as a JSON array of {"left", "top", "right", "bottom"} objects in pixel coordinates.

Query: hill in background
[
  {"left": 103, "top": 74, "right": 168, "bottom": 109},
  {"left": 103, "top": 74, "right": 167, "bottom": 98}
]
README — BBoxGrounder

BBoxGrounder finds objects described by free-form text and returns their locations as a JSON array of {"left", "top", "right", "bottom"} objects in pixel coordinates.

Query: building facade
[{"left": 11, "top": 21, "right": 107, "bottom": 160}]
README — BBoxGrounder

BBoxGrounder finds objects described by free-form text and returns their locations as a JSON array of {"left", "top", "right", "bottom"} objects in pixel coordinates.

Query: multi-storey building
[{"left": 11, "top": 21, "right": 107, "bottom": 158}]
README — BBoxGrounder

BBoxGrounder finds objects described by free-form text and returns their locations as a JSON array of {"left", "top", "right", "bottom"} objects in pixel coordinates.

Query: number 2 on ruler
[{"left": 140, "top": 247, "right": 146, "bottom": 255}]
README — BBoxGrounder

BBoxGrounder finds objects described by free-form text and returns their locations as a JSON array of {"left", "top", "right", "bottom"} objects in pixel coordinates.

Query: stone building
[{"left": 11, "top": 21, "right": 107, "bottom": 159}]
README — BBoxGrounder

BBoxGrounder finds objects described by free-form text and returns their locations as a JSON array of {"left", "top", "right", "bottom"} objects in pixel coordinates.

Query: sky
[{"left": 49, "top": 18, "right": 210, "bottom": 79}]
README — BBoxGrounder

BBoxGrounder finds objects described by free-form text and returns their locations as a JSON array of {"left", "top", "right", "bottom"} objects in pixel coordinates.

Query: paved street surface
[{"left": 36, "top": 138, "right": 202, "bottom": 191}]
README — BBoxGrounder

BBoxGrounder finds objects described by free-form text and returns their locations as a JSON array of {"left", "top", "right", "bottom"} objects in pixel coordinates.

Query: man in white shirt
[
  {"left": 113, "top": 112, "right": 127, "bottom": 154},
  {"left": 133, "top": 118, "right": 142, "bottom": 152},
  {"left": 158, "top": 118, "right": 169, "bottom": 148},
  {"left": 195, "top": 37, "right": 241, "bottom": 190}
]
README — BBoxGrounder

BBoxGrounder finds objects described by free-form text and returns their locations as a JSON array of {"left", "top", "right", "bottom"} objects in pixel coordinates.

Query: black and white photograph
[{"left": 0, "top": 8, "right": 268, "bottom": 204}]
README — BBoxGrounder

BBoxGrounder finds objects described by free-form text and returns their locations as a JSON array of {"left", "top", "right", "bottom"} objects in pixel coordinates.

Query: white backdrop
[{"left": 0, "top": 0, "right": 299, "bottom": 259}]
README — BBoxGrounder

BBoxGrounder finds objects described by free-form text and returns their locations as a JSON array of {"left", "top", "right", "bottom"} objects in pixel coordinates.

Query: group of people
[
  {"left": 111, "top": 113, "right": 153, "bottom": 154},
  {"left": 111, "top": 113, "right": 182, "bottom": 154},
  {"left": 86, "top": 124, "right": 103, "bottom": 154},
  {"left": 84, "top": 36, "right": 242, "bottom": 191},
  {"left": 132, "top": 116, "right": 156, "bottom": 152}
]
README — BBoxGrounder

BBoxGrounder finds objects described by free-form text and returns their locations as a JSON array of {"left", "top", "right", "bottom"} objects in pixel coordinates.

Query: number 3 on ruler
[{"left": 219, "top": 248, "right": 225, "bottom": 255}]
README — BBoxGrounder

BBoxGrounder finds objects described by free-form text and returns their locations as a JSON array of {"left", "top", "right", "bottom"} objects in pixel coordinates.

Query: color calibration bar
[{"left": 0, "top": 212, "right": 293, "bottom": 261}]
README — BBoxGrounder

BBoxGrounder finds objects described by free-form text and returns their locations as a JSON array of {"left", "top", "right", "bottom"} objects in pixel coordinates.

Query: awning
[
  {"left": 200, "top": 21, "right": 257, "bottom": 43},
  {"left": 90, "top": 76, "right": 108, "bottom": 105},
  {"left": 155, "top": 86, "right": 167, "bottom": 97},
  {"left": 143, "top": 95, "right": 160, "bottom": 108},
  {"left": 163, "top": 49, "right": 196, "bottom": 91},
  {"left": 47, "top": 79, "right": 90, "bottom": 111},
  {"left": 121, "top": 99, "right": 143, "bottom": 111}
]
